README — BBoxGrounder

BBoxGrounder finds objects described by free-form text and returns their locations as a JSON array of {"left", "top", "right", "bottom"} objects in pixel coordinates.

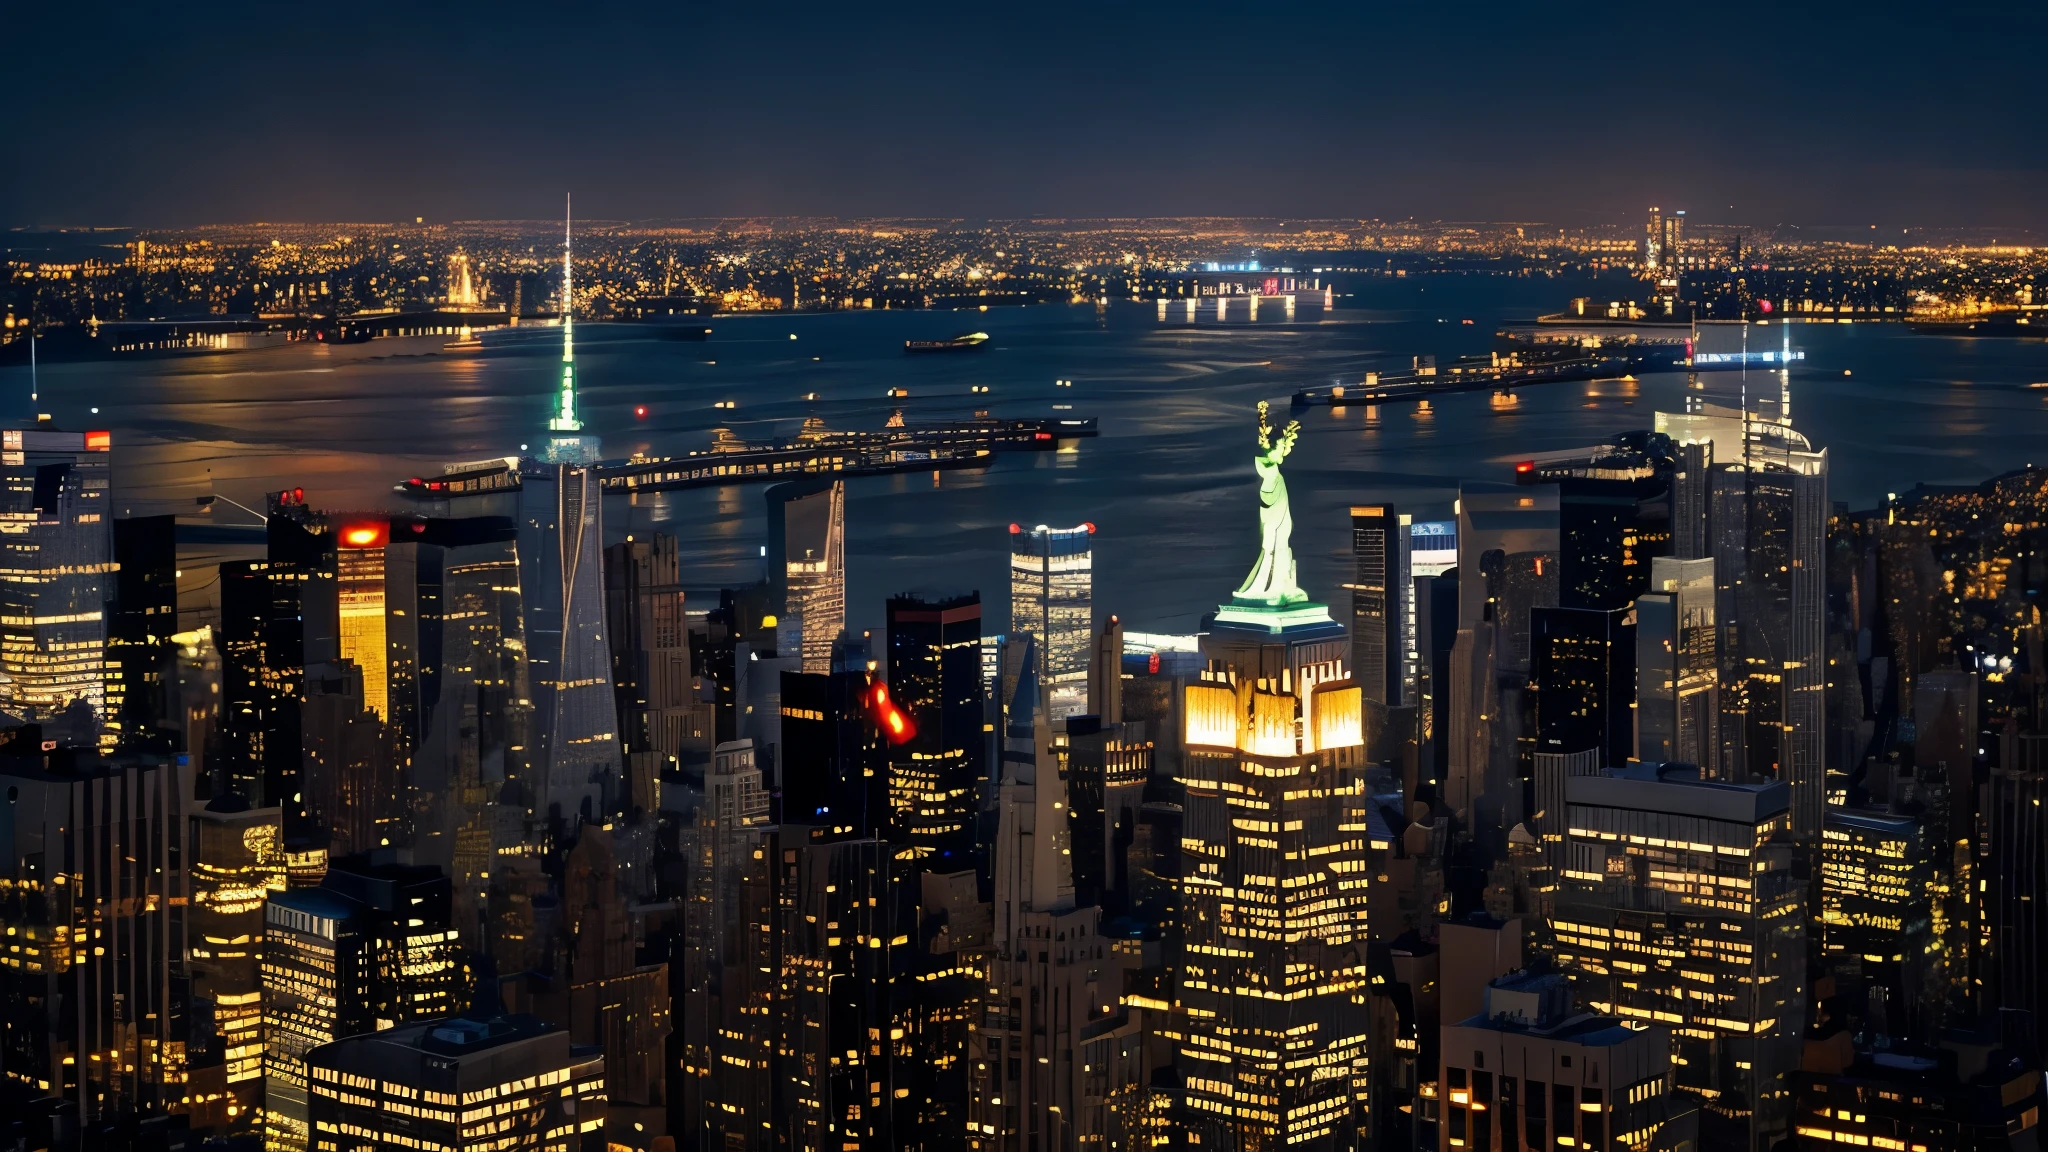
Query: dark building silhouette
[
  {"left": 884, "top": 592, "right": 985, "bottom": 868},
  {"left": 108, "top": 515, "right": 181, "bottom": 755}
]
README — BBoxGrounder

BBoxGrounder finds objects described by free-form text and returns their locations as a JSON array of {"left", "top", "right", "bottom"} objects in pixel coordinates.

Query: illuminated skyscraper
[
  {"left": 1659, "top": 337, "right": 1828, "bottom": 839},
  {"left": 1009, "top": 523, "right": 1094, "bottom": 721},
  {"left": 768, "top": 478, "right": 847, "bottom": 675},
  {"left": 885, "top": 593, "right": 985, "bottom": 867},
  {"left": 1820, "top": 808, "right": 1937, "bottom": 1043},
  {"left": 431, "top": 200, "right": 620, "bottom": 828},
  {"left": 334, "top": 519, "right": 391, "bottom": 720},
  {"left": 1177, "top": 405, "right": 1370, "bottom": 1149},
  {"left": 0, "top": 423, "right": 114, "bottom": 742},
  {"left": 305, "top": 1015, "right": 607, "bottom": 1152},
  {"left": 220, "top": 494, "right": 332, "bottom": 813},
  {"left": 1551, "top": 763, "right": 1804, "bottom": 1151},
  {"left": 187, "top": 794, "right": 287, "bottom": 1129},
  {"left": 260, "top": 854, "right": 464, "bottom": 1151}
]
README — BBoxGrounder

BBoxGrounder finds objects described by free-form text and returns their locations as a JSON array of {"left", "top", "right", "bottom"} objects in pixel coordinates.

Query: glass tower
[{"left": 1008, "top": 522, "right": 1093, "bottom": 721}]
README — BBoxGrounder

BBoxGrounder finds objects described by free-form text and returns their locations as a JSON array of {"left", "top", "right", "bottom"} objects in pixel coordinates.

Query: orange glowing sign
[
  {"left": 339, "top": 521, "right": 388, "bottom": 549},
  {"left": 866, "top": 681, "right": 917, "bottom": 745},
  {"left": 84, "top": 431, "right": 110, "bottom": 452}
]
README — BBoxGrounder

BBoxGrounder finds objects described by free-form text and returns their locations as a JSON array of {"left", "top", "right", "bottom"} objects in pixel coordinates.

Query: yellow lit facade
[
  {"left": 1177, "top": 629, "right": 1372, "bottom": 1151},
  {"left": 337, "top": 535, "right": 389, "bottom": 719},
  {"left": 0, "top": 426, "right": 114, "bottom": 738},
  {"left": 305, "top": 1016, "right": 607, "bottom": 1152},
  {"left": 189, "top": 797, "right": 288, "bottom": 1130},
  {"left": 1551, "top": 765, "right": 1803, "bottom": 1152}
]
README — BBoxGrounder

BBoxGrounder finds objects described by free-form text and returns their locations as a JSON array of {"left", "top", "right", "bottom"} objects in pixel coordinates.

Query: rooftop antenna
[
  {"left": 28, "top": 329, "right": 35, "bottom": 408},
  {"left": 548, "top": 193, "right": 581, "bottom": 433}
]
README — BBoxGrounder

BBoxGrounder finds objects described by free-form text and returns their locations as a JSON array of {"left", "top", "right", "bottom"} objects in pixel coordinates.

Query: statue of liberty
[{"left": 1232, "top": 400, "right": 1309, "bottom": 606}]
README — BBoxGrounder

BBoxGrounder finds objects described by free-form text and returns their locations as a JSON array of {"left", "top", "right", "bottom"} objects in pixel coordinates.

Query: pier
[{"left": 397, "top": 413, "right": 1100, "bottom": 498}]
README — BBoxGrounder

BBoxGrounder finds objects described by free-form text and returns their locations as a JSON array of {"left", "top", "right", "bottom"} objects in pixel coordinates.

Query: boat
[{"left": 905, "top": 332, "right": 990, "bottom": 353}]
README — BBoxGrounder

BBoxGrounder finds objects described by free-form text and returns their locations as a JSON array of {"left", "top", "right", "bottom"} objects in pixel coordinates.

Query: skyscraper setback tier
[{"left": 1009, "top": 523, "right": 1094, "bottom": 721}]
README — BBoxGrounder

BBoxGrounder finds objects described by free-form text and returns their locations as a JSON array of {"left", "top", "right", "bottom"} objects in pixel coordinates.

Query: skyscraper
[
  {"left": 1086, "top": 614, "right": 1124, "bottom": 724},
  {"left": 1633, "top": 556, "right": 1718, "bottom": 770},
  {"left": 885, "top": 593, "right": 986, "bottom": 867},
  {"left": 1658, "top": 342, "right": 1829, "bottom": 840},
  {"left": 1551, "top": 763, "right": 1804, "bottom": 1151},
  {"left": 973, "top": 645, "right": 1118, "bottom": 1151},
  {"left": 260, "top": 853, "right": 465, "bottom": 1151},
  {"left": 604, "top": 533, "right": 695, "bottom": 804},
  {"left": 0, "top": 752, "right": 193, "bottom": 1125},
  {"left": 1528, "top": 605, "right": 1634, "bottom": 767},
  {"left": 1439, "top": 971, "right": 1688, "bottom": 1152},
  {"left": 0, "top": 422, "right": 114, "bottom": 744},
  {"left": 1346, "top": 503, "right": 1408, "bottom": 707},
  {"left": 1008, "top": 523, "right": 1094, "bottom": 721},
  {"left": 1820, "top": 808, "right": 1937, "bottom": 1043},
  {"left": 219, "top": 494, "right": 332, "bottom": 814},
  {"left": 107, "top": 514, "right": 180, "bottom": 754},
  {"left": 1178, "top": 404, "right": 1370, "bottom": 1149},
  {"left": 187, "top": 794, "right": 287, "bottom": 1129},
  {"left": 433, "top": 200, "right": 620, "bottom": 829},
  {"left": 768, "top": 478, "right": 847, "bottom": 675},
  {"left": 334, "top": 518, "right": 391, "bottom": 720},
  {"left": 780, "top": 637, "right": 888, "bottom": 838}
]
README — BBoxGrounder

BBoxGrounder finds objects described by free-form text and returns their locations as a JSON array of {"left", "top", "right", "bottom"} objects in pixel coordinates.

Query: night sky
[{"left": 6, "top": 1, "right": 2045, "bottom": 228}]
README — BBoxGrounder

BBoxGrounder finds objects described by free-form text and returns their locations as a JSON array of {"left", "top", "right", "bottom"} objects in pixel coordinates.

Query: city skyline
[{"left": 10, "top": 14, "right": 2048, "bottom": 1150}]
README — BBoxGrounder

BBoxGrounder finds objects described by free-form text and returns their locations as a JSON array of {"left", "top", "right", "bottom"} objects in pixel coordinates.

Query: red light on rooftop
[
  {"left": 1515, "top": 461, "right": 1535, "bottom": 473},
  {"left": 340, "top": 521, "right": 388, "bottom": 549},
  {"left": 635, "top": 405, "right": 648, "bottom": 418},
  {"left": 1082, "top": 522, "right": 1096, "bottom": 534},
  {"left": 1009, "top": 523, "right": 1022, "bottom": 534}
]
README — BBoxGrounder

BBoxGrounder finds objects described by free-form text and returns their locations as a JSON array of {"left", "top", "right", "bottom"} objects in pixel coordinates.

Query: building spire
[{"left": 548, "top": 193, "right": 582, "bottom": 433}]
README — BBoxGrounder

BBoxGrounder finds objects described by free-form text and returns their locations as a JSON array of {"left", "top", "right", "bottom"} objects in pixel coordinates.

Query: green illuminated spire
[{"left": 548, "top": 193, "right": 582, "bottom": 434}]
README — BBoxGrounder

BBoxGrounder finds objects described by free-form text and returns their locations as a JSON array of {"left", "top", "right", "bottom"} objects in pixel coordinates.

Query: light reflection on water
[{"left": 15, "top": 273, "right": 2048, "bottom": 634}]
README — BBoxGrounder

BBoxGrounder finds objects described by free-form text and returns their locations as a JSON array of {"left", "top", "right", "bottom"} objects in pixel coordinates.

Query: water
[{"left": 17, "top": 273, "right": 2048, "bottom": 635}]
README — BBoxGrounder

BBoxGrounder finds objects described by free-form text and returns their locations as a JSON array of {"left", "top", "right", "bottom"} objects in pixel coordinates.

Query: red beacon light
[
  {"left": 635, "top": 405, "right": 648, "bottom": 418},
  {"left": 1514, "top": 461, "right": 1535, "bottom": 474}
]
